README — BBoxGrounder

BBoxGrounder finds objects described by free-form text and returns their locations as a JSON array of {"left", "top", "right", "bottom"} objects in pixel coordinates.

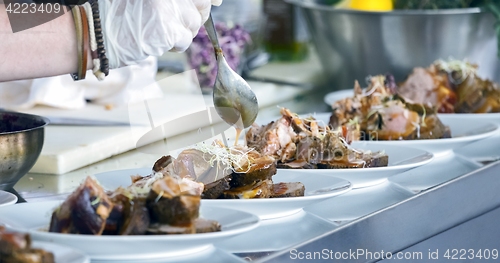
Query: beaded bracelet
[
  {"left": 90, "top": 0, "right": 109, "bottom": 78},
  {"left": 82, "top": 2, "right": 105, "bottom": 80}
]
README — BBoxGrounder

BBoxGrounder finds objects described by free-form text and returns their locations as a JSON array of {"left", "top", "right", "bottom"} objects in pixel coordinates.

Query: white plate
[
  {"left": 324, "top": 90, "right": 500, "bottom": 159},
  {"left": 390, "top": 152, "right": 482, "bottom": 192},
  {"left": 279, "top": 144, "right": 433, "bottom": 188},
  {"left": 455, "top": 131, "right": 500, "bottom": 162},
  {"left": 0, "top": 190, "right": 17, "bottom": 207},
  {"left": 31, "top": 241, "right": 90, "bottom": 263},
  {"left": 94, "top": 168, "right": 352, "bottom": 220},
  {"left": 304, "top": 181, "right": 415, "bottom": 222},
  {"left": 310, "top": 112, "right": 498, "bottom": 155},
  {"left": 324, "top": 89, "right": 355, "bottom": 106},
  {"left": 439, "top": 114, "right": 500, "bottom": 162},
  {"left": 0, "top": 201, "right": 260, "bottom": 260}
]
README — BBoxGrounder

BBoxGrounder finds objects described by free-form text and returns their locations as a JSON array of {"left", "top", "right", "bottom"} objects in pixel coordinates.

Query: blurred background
[{"left": 158, "top": 0, "right": 500, "bottom": 96}]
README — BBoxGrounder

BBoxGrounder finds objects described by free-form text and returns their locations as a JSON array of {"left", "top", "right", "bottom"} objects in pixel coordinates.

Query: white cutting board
[{"left": 19, "top": 71, "right": 313, "bottom": 175}]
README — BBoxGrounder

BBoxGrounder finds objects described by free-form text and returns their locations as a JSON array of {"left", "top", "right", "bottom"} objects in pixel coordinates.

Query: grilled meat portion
[
  {"left": 153, "top": 149, "right": 232, "bottom": 198},
  {"left": 0, "top": 226, "right": 31, "bottom": 256},
  {"left": 50, "top": 170, "right": 219, "bottom": 236},
  {"left": 194, "top": 218, "right": 222, "bottom": 233},
  {"left": 201, "top": 176, "right": 231, "bottom": 199},
  {"left": 398, "top": 59, "right": 500, "bottom": 114},
  {"left": 453, "top": 72, "right": 500, "bottom": 113},
  {"left": 330, "top": 75, "right": 451, "bottom": 141},
  {"left": 248, "top": 108, "right": 389, "bottom": 169},
  {"left": 1, "top": 248, "right": 55, "bottom": 263},
  {"left": 230, "top": 156, "right": 276, "bottom": 188},
  {"left": 146, "top": 175, "right": 201, "bottom": 225},
  {"left": 104, "top": 191, "right": 150, "bottom": 236},
  {"left": 398, "top": 66, "right": 456, "bottom": 113},
  {"left": 148, "top": 141, "right": 301, "bottom": 200},
  {"left": 0, "top": 226, "right": 55, "bottom": 263},
  {"left": 221, "top": 179, "right": 274, "bottom": 199},
  {"left": 271, "top": 182, "right": 305, "bottom": 198},
  {"left": 49, "top": 177, "right": 114, "bottom": 235}
]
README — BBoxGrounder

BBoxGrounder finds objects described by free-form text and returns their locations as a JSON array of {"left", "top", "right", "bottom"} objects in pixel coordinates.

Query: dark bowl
[{"left": 0, "top": 111, "right": 49, "bottom": 190}]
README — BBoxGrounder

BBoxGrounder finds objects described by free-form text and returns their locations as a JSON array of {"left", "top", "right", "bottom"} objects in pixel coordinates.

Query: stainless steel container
[
  {"left": 0, "top": 112, "right": 48, "bottom": 190},
  {"left": 287, "top": 0, "right": 500, "bottom": 89}
]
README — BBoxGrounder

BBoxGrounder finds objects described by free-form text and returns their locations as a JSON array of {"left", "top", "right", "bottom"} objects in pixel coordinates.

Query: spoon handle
[{"left": 204, "top": 14, "right": 222, "bottom": 51}]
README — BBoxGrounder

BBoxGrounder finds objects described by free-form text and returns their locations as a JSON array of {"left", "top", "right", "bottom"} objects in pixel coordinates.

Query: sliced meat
[
  {"left": 49, "top": 177, "right": 113, "bottom": 235},
  {"left": 398, "top": 67, "right": 440, "bottom": 107},
  {"left": 167, "top": 149, "right": 231, "bottom": 188},
  {"left": 295, "top": 136, "right": 323, "bottom": 164},
  {"left": 398, "top": 66, "right": 456, "bottom": 113},
  {"left": 416, "top": 115, "right": 452, "bottom": 139},
  {"left": 194, "top": 218, "right": 221, "bottom": 233},
  {"left": 230, "top": 156, "right": 276, "bottom": 188},
  {"left": 147, "top": 194, "right": 200, "bottom": 225},
  {"left": 2, "top": 248, "right": 55, "bottom": 263},
  {"left": 0, "top": 227, "right": 55, "bottom": 263},
  {"left": 146, "top": 174, "right": 200, "bottom": 225},
  {"left": 246, "top": 116, "right": 296, "bottom": 158},
  {"left": 455, "top": 76, "right": 500, "bottom": 113},
  {"left": 152, "top": 155, "right": 174, "bottom": 173},
  {"left": 221, "top": 180, "right": 273, "bottom": 199},
  {"left": 276, "top": 160, "right": 316, "bottom": 169},
  {"left": 0, "top": 227, "right": 30, "bottom": 255},
  {"left": 249, "top": 108, "right": 389, "bottom": 170},
  {"left": 271, "top": 182, "right": 305, "bottom": 198},
  {"left": 365, "top": 101, "right": 420, "bottom": 140},
  {"left": 201, "top": 176, "right": 231, "bottom": 199},
  {"left": 118, "top": 197, "right": 150, "bottom": 235},
  {"left": 317, "top": 152, "right": 389, "bottom": 168},
  {"left": 103, "top": 192, "right": 128, "bottom": 235}
]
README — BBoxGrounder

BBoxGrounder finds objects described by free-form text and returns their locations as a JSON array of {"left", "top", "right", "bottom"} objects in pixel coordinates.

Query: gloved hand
[{"left": 98, "top": 0, "right": 223, "bottom": 69}]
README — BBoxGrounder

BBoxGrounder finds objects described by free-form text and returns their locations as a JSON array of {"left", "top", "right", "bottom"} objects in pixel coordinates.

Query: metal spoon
[{"left": 204, "top": 14, "right": 259, "bottom": 129}]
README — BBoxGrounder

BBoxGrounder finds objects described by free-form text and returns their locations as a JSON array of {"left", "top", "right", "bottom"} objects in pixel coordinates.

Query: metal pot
[
  {"left": 287, "top": 0, "right": 499, "bottom": 89},
  {"left": 0, "top": 112, "right": 48, "bottom": 190}
]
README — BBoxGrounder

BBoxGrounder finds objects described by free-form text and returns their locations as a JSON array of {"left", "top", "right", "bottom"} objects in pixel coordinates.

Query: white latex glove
[{"left": 99, "top": 0, "right": 223, "bottom": 69}]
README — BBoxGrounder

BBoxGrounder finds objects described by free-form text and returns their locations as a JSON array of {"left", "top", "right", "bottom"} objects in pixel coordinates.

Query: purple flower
[{"left": 187, "top": 22, "right": 252, "bottom": 89}]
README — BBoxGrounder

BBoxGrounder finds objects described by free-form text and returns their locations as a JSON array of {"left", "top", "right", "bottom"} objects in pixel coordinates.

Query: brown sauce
[
  {"left": 245, "top": 156, "right": 274, "bottom": 173},
  {"left": 234, "top": 127, "right": 242, "bottom": 146}
]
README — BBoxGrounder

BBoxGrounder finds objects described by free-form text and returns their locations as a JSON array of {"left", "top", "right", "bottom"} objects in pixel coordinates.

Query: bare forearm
[{"left": 0, "top": 4, "right": 91, "bottom": 82}]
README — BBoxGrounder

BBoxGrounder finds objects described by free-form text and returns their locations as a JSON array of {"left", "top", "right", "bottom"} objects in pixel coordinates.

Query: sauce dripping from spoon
[{"left": 234, "top": 127, "right": 242, "bottom": 146}]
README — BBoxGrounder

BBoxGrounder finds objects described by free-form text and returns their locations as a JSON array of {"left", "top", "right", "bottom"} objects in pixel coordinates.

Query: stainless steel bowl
[
  {"left": 287, "top": 0, "right": 500, "bottom": 89},
  {"left": 0, "top": 112, "right": 48, "bottom": 190}
]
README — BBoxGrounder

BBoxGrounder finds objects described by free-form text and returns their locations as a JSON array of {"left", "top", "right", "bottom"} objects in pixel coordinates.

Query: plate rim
[
  {"left": 31, "top": 240, "right": 90, "bottom": 263},
  {"left": 324, "top": 89, "right": 353, "bottom": 106},
  {"left": 276, "top": 147, "right": 434, "bottom": 173},
  {"left": 93, "top": 168, "right": 353, "bottom": 203},
  {"left": 0, "top": 190, "right": 18, "bottom": 207},
  {"left": 0, "top": 200, "right": 261, "bottom": 242}
]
